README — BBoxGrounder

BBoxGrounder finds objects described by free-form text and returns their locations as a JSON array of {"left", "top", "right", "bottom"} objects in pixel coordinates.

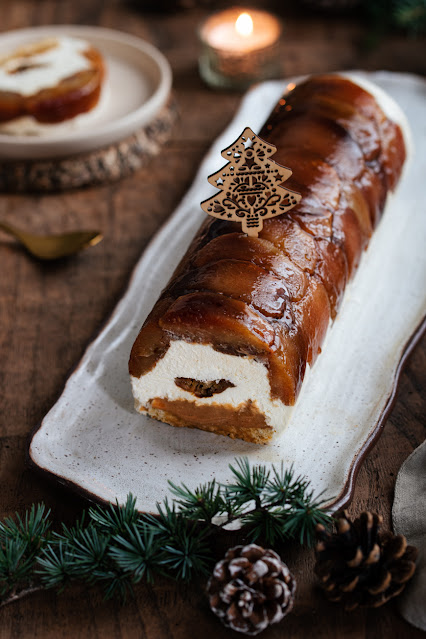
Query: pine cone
[
  {"left": 207, "top": 544, "right": 296, "bottom": 636},
  {"left": 315, "top": 511, "right": 418, "bottom": 611}
]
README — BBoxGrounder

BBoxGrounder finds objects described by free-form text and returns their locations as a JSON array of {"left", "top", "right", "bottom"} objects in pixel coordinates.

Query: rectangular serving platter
[{"left": 29, "top": 72, "right": 426, "bottom": 512}]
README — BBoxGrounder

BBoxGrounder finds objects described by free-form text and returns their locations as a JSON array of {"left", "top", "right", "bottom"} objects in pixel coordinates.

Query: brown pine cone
[
  {"left": 315, "top": 511, "right": 418, "bottom": 611},
  {"left": 207, "top": 544, "right": 296, "bottom": 635}
]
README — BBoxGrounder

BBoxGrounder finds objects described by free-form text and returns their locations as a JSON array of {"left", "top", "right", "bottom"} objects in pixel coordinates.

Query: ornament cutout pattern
[{"left": 201, "top": 127, "right": 301, "bottom": 237}]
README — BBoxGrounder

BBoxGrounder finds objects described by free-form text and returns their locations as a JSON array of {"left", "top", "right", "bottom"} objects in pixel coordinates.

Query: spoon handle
[{"left": 0, "top": 220, "right": 20, "bottom": 240}]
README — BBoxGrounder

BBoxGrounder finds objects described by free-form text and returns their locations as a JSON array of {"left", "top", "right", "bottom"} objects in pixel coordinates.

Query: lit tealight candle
[{"left": 199, "top": 7, "right": 282, "bottom": 89}]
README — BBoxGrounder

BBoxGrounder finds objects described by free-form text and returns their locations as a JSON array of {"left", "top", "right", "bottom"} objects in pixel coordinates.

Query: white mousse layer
[
  {"left": 131, "top": 341, "right": 295, "bottom": 434},
  {"left": 131, "top": 75, "right": 411, "bottom": 440}
]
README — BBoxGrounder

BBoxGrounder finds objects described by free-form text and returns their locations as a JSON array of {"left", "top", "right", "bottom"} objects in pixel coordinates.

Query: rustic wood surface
[{"left": 0, "top": 1, "right": 425, "bottom": 637}]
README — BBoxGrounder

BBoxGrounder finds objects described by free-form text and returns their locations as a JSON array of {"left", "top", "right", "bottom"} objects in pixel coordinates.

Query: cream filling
[
  {"left": 131, "top": 341, "right": 295, "bottom": 434},
  {"left": 131, "top": 75, "right": 412, "bottom": 439},
  {"left": 0, "top": 36, "right": 92, "bottom": 96}
]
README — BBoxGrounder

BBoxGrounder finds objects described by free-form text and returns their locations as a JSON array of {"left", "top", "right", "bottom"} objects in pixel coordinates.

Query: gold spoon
[{"left": 0, "top": 221, "right": 103, "bottom": 260}]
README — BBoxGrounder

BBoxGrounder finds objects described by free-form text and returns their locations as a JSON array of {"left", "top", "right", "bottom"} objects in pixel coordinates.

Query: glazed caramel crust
[
  {"left": 0, "top": 44, "right": 104, "bottom": 124},
  {"left": 130, "top": 75, "right": 406, "bottom": 409}
]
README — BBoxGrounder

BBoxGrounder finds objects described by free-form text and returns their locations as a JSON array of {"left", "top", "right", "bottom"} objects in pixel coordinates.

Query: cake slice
[{"left": 0, "top": 36, "right": 105, "bottom": 135}]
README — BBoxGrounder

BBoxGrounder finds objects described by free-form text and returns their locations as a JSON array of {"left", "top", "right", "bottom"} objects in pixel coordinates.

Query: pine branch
[
  {"left": 109, "top": 523, "right": 166, "bottom": 583},
  {"left": 167, "top": 479, "right": 226, "bottom": 523},
  {"left": 88, "top": 495, "right": 139, "bottom": 534},
  {"left": 393, "top": 0, "right": 426, "bottom": 33},
  {"left": 0, "top": 458, "right": 333, "bottom": 608},
  {"left": 226, "top": 457, "right": 270, "bottom": 509},
  {"left": 143, "top": 500, "right": 213, "bottom": 580},
  {"left": 0, "top": 503, "right": 51, "bottom": 603},
  {"left": 362, "top": 0, "right": 426, "bottom": 36}
]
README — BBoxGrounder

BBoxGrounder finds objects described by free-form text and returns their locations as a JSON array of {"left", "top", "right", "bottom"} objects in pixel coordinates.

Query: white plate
[
  {"left": 0, "top": 26, "right": 172, "bottom": 159},
  {"left": 29, "top": 72, "right": 426, "bottom": 512}
]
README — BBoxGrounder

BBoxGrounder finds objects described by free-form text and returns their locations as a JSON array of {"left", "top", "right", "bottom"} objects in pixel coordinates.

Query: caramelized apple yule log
[{"left": 129, "top": 74, "right": 409, "bottom": 444}]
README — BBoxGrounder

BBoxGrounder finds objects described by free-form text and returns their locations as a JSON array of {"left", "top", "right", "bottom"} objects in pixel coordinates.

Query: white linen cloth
[{"left": 393, "top": 438, "right": 426, "bottom": 631}]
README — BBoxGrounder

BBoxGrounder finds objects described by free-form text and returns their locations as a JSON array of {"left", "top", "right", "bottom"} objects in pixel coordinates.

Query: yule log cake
[{"left": 129, "top": 74, "right": 409, "bottom": 444}]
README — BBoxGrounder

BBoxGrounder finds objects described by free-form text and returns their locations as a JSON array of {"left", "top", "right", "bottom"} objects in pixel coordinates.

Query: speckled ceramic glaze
[{"left": 29, "top": 72, "right": 426, "bottom": 512}]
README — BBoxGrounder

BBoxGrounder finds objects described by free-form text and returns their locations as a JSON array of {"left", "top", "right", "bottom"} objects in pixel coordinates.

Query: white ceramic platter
[
  {"left": 0, "top": 26, "right": 172, "bottom": 159},
  {"left": 29, "top": 72, "right": 426, "bottom": 512}
]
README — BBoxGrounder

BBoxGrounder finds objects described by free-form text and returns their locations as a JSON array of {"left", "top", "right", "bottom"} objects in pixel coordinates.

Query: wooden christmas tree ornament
[{"left": 201, "top": 127, "right": 301, "bottom": 237}]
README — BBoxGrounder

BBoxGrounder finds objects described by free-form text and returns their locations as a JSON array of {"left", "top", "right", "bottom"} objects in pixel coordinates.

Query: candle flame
[{"left": 235, "top": 12, "right": 253, "bottom": 37}]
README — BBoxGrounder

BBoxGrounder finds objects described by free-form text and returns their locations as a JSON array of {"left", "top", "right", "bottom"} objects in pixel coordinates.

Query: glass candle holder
[{"left": 199, "top": 7, "right": 282, "bottom": 90}]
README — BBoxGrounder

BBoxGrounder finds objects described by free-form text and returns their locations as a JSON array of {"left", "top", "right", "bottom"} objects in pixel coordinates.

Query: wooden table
[{"left": 1, "top": 2, "right": 425, "bottom": 637}]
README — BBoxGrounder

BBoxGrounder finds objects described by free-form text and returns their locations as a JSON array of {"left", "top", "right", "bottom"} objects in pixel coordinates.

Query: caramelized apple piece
[
  {"left": 174, "top": 377, "right": 235, "bottom": 398},
  {"left": 27, "top": 68, "right": 102, "bottom": 123},
  {"left": 356, "top": 164, "right": 387, "bottom": 228},
  {"left": 0, "top": 91, "right": 25, "bottom": 122},
  {"left": 261, "top": 217, "right": 318, "bottom": 273},
  {"left": 379, "top": 118, "right": 406, "bottom": 190},
  {"left": 316, "top": 100, "right": 381, "bottom": 162},
  {"left": 129, "top": 298, "right": 173, "bottom": 378},
  {"left": 292, "top": 277, "right": 331, "bottom": 365},
  {"left": 289, "top": 206, "right": 334, "bottom": 240},
  {"left": 173, "top": 259, "right": 289, "bottom": 319},
  {"left": 261, "top": 112, "right": 365, "bottom": 182},
  {"left": 160, "top": 292, "right": 276, "bottom": 355},
  {"left": 276, "top": 94, "right": 382, "bottom": 163},
  {"left": 314, "top": 239, "right": 348, "bottom": 317},
  {"left": 342, "top": 182, "right": 373, "bottom": 240},
  {"left": 332, "top": 207, "right": 365, "bottom": 276},
  {"left": 267, "top": 329, "right": 307, "bottom": 404},
  {"left": 193, "top": 233, "right": 308, "bottom": 301},
  {"left": 197, "top": 219, "right": 240, "bottom": 247},
  {"left": 272, "top": 149, "right": 341, "bottom": 211},
  {"left": 282, "top": 75, "right": 405, "bottom": 188},
  {"left": 281, "top": 75, "right": 386, "bottom": 129}
]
